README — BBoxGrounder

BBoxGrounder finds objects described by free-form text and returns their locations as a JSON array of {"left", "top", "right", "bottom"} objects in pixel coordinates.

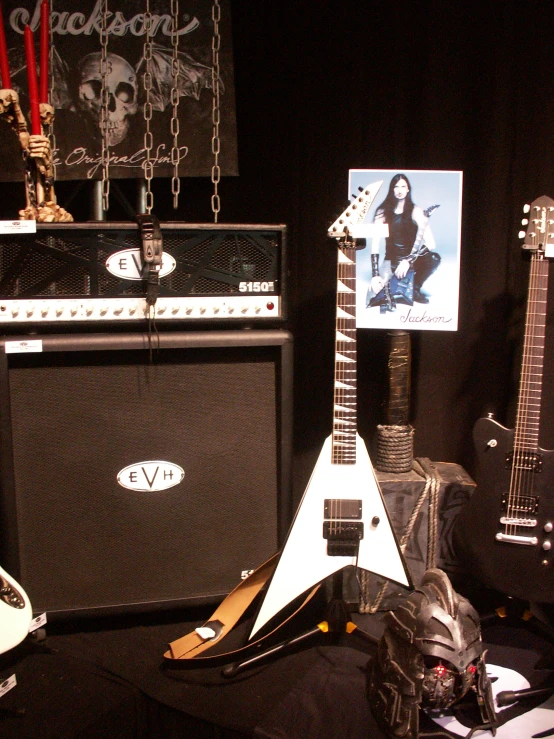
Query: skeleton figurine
[
  {"left": 0, "top": 88, "right": 72, "bottom": 222},
  {"left": 367, "top": 568, "right": 497, "bottom": 739}
]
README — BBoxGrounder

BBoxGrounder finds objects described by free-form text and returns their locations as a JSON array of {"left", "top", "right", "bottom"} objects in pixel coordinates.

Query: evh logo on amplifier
[
  {"left": 106, "top": 250, "right": 176, "bottom": 280},
  {"left": 117, "top": 461, "right": 185, "bottom": 492}
]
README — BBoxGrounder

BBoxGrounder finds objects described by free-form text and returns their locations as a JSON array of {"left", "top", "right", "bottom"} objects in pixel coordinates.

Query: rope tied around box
[{"left": 359, "top": 457, "right": 441, "bottom": 613}]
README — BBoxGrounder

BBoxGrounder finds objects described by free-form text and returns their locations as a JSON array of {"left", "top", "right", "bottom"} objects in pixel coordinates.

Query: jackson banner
[{"left": 0, "top": 0, "right": 238, "bottom": 180}]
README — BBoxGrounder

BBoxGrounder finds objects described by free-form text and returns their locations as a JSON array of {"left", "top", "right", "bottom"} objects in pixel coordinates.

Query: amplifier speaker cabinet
[
  {"left": 0, "top": 222, "right": 286, "bottom": 325},
  {"left": 0, "top": 329, "right": 293, "bottom": 618}
]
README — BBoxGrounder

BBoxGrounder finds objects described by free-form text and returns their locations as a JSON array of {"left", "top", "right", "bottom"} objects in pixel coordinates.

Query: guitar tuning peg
[
  {"left": 523, "top": 204, "right": 531, "bottom": 213},
  {"left": 521, "top": 218, "right": 529, "bottom": 225},
  {"left": 518, "top": 230, "right": 527, "bottom": 238}
]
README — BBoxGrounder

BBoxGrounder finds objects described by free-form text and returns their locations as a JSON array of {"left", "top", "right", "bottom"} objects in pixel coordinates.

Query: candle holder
[{"left": 0, "top": 89, "right": 72, "bottom": 222}]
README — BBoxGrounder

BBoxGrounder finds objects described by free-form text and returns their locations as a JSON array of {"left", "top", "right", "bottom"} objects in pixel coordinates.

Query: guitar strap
[{"left": 164, "top": 552, "right": 322, "bottom": 666}]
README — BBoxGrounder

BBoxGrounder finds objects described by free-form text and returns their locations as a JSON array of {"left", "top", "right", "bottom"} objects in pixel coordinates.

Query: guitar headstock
[
  {"left": 424, "top": 204, "right": 440, "bottom": 218},
  {"left": 328, "top": 180, "right": 383, "bottom": 240},
  {"left": 520, "top": 195, "right": 554, "bottom": 254}
]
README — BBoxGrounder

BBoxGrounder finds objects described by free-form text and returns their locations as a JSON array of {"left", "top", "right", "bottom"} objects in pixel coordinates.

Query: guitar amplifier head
[{"left": 0, "top": 222, "right": 287, "bottom": 325}]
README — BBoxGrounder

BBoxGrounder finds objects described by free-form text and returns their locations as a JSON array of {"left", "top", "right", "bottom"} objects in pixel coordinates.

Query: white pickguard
[
  {"left": 0, "top": 564, "right": 32, "bottom": 654},
  {"left": 250, "top": 433, "right": 410, "bottom": 638}
]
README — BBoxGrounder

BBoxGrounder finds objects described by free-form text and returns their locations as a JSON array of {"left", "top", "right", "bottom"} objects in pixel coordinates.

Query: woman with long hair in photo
[{"left": 368, "top": 173, "right": 440, "bottom": 310}]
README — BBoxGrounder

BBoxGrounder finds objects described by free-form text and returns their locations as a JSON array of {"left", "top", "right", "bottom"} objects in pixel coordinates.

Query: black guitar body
[{"left": 454, "top": 416, "right": 554, "bottom": 603}]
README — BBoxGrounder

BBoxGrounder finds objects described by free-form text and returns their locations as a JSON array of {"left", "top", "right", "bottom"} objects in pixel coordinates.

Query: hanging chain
[
  {"left": 170, "top": 0, "right": 180, "bottom": 208},
  {"left": 210, "top": 0, "right": 221, "bottom": 222},
  {"left": 99, "top": 0, "right": 110, "bottom": 212},
  {"left": 142, "top": 0, "right": 154, "bottom": 214}
]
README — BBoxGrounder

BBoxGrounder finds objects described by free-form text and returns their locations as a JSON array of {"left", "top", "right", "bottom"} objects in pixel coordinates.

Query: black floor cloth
[{"left": 1, "top": 598, "right": 553, "bottom": 738}]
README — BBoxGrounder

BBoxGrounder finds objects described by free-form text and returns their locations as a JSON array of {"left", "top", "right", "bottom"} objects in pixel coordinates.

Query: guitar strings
[
  {"left": 332, "top": 244, "right": 357, "bottom": 534},
  {"left": 508, "top": 244, "right": 547, "bottom": 536}
]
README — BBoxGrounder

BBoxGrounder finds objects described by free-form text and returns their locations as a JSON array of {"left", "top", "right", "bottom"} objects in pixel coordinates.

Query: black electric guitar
[
  {"left": 454, "top": 196, "right": 554, "bottom": 602},
  {"left": 249, "top": 181, "right": 411, "bottom": 638}
]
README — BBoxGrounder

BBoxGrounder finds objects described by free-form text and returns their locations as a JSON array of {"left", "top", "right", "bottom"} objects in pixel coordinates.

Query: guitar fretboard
[
  {"left": 514, "top": 250, "right": 549, "bottom": 453},
  {"left": 332, "top": 245, "right": 357, "bottom": 464}
]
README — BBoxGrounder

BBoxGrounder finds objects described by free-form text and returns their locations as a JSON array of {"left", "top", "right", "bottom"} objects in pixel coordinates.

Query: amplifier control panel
[{"left": 0, "top": 295, "right": 280, "bottom": 323}]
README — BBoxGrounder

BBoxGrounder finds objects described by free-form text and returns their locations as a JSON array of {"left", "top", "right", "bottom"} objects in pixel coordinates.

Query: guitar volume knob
[{"left": 542, "top": 540, "right": 552, "bottom": 551}]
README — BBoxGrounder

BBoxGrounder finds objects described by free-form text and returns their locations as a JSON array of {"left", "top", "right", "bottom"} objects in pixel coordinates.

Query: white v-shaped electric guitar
[{"left": 250, "top": 181, "right": 412, "bottom": 639}]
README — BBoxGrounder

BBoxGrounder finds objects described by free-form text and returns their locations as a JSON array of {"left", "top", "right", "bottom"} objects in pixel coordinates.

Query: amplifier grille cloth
[
  {"left": 0, "top": 227, "right": 280, "bottom": 298},
  {"left": 8, "top": 348, "right": 278, "bottom": 613}
]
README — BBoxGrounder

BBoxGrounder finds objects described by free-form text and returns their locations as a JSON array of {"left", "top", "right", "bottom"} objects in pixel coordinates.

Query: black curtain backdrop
[{"left": 1, "top": 1, "right": 554, "bottom": 504}]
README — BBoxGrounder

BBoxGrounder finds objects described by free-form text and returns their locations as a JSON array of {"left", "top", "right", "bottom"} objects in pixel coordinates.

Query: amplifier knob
[
  {"left": 56, "top": 306, "right": 64, "bottom": 317},
  {"left": 241, "top": 305, "right": 249, "bottom": 314},
  {"left": 26, "top": 307, "right": 34, "bottom": 317},
  {"left": 199, "top": 306, "right": 206, "bottom": 315},
  {"left": 99, "top": 305, "right": 108, "bottom": 316},
  {"left": 70, "top": 306, "right": 78, "bottom": 317},
  {"left": 185, "top": 306, "right": 193, "bottom": 315},
  {"left": 128, "top": 305, "right": 137, "bottom": 316},
  {"left": 11, "top": 306, "right": 19, "bottom": 317},
  {"left": 157, "top": 305, "right": 167, "bottom": 315},
  {"left": 254, "top": 305, "right": 261, "bottom": 314},
  {"left": 113, "top": 306, "right": 123, "bottom": 316},
  {"left": 171, "top": 305, "right": 180, "bottom": 315},
  {"left": 41, "top": 306, "right": 49, "bottom": 317},
  {"left": 213, "top": 306, "right": 220, "bottom": 314},
  {"left": 86, "top": 306, "right": 94, "bottom": 316},
  {"left": 228, "top": 306, "right": 235, "bottom": 314}
]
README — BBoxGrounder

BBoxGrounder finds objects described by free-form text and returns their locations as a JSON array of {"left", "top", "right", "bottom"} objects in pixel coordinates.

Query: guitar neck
[
  {"left": 514, "top": 250, "right": 549, "bottom": 452},
  {"left": 332, "top": 244, "right": 357, "bottom": 464}
]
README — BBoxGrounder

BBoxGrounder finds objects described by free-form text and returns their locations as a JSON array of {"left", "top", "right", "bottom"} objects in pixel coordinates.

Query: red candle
[
  {"left": 0, "top": 3, "right": 11, "bottom": 88},
  {"left": 39, "top": 0, "right": 49, "bottom": 103},
  {"left": 24, "top": 25, "right": 40, "bottom": 134}
]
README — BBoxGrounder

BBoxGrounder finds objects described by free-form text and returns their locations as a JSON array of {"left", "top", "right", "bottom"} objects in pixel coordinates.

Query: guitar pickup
[
  {"left": 324, "top": 499, "right": 362, "bottom": 519},
  {"left": 505, "top": 451, "right": 542, "bottom": 472},
  {"left": 323, "top": 499, "right": 363, "bottom": 555},
  {"left": 501, "top": 494, "right": 539, "bottom": 515}
]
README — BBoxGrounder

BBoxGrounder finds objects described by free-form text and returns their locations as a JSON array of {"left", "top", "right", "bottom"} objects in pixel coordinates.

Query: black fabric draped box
[{"left": 355, "top": 462, "right": 475, "bottom": 610}]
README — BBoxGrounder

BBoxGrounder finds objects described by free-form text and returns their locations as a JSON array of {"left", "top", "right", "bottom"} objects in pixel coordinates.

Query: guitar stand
[
  {"left": 480, "top": 596, "right": 554, "bottom": 708},
  {"left": 222, "top": 570, "right": 375, "bottom": 679},
  {"left": 480, "top": 596, "right": 554, "bottom": 647}
]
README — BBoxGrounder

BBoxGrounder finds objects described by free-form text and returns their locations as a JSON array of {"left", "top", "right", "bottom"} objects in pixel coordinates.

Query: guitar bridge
[
  {"left": 505, "top": 451, "right": 542, "bottom": 472},
  {"left": 323, "top": 499, "right": 363, "bottom": 556},
  {"left": 499, "top": 516, "right": 537, "bottom": 528}
]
